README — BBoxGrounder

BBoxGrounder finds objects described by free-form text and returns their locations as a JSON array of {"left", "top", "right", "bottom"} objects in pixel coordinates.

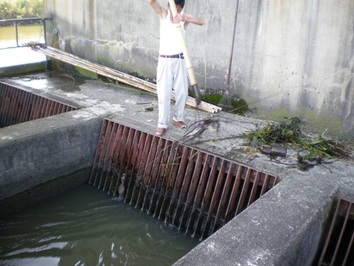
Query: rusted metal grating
[
  {"left": 89, "top": 119, "right": 279, "bottom": 240},
  {"left": 0, "top": 82, "right": 78, "bottom": 128},
  {"left": 317, "top": 198, "right": 354, "bottom": 266}
]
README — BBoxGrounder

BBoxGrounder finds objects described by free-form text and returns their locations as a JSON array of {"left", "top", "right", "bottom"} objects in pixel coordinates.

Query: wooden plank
[{"left": 28, "top": 44, "right": 221, "bottom": 113}]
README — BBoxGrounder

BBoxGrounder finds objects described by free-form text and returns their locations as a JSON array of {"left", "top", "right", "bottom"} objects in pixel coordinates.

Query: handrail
[
  {"left": 0, "top": 17, "right": 52, "bottom": 24},
  {"left": 0, "top": 17, "right": 52, "bottom": 48}
]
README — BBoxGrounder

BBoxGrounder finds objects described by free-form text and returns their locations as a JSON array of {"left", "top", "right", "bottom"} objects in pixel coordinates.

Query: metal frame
[{"left": 0, "top": 17, "right": 52, "bottom": 48}]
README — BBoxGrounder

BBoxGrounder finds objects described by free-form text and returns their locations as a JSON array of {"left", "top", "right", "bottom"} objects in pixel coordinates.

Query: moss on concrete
[
  {"left": 263, "top": 107, "right": 345, "bottom": 137},
  {"left": 200, "top": 93, "right": 249, "bottom": 115},
  {"left": 299, "top": 109, "right": 345, "bottom": 136},
  {"left": 269, "top": 108, "right": 290, "bottom": 121},
  {"left": 74, "top": 66, "right": 98, "bottom": 79}
]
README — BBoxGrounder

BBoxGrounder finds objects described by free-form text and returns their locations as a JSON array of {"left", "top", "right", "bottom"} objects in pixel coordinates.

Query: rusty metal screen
[
  {"left": 89, "top": 119, "right": 279, "bottom": 240},
  {"left": 0, "top": 82, "right": 78, "bottom": 128},
  {"left": 317, "top": 198, "right": 354, "bottom": 266}
]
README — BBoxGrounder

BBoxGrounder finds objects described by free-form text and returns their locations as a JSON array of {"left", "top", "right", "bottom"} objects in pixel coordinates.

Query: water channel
[
  {"left": 0, "top": 185, "right": 199, "bottom": 266},
  {"left": 0, "top": 24, "right": 199, "bottom": 265}
]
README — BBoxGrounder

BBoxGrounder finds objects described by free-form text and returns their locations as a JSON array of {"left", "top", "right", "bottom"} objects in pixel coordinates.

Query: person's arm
[
  {"left": 182, "top": 13, "right": 204, "bottom": 28},
  {"left": 148, "top": 0, "right": 167, "bottom": 19}
]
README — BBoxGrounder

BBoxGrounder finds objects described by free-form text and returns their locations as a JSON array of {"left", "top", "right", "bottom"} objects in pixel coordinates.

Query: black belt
[{"left": 160, "top": 53, "right": 184, "bottom": 59}]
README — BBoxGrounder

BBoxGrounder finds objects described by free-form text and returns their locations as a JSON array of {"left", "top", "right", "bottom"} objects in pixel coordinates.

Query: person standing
[{"left": 148, "top": 0, "right": 204, "bottom": 136}]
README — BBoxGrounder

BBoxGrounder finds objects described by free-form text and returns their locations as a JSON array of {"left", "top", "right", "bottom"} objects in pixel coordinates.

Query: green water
[{"left": 0, "top": 185, "right": 199, "bottom": 266}]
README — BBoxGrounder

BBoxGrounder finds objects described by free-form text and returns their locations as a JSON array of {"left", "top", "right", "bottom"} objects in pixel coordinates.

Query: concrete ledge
[
  {"left": 173, "top": 174, "right": 338, "bottom": 266},
  {"left": 0, "top": 62, "right": 46, "bottom": 77},
  {"left": 0, "top": 107, "right": 112, "bottom": 202}
]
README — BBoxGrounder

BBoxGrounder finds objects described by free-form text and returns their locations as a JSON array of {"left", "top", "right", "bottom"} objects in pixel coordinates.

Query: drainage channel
[
  {"left": 316, "top": 198, "right": 354, "bottom": 266},
  {"left": 0, "top": 82, "right": 78, "bottom": 128},
  {"left": 89, "top": 118, "right": 279, "bottom": 240}
]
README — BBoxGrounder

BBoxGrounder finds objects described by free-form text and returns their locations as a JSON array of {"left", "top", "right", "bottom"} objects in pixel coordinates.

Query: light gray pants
[{"left": 156, "top": 57, "right": 188, "bottom": 129}]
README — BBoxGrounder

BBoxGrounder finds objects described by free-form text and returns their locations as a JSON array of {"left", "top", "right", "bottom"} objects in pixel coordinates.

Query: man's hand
[{"left": 171, "top": 13, "right": 183, "bottom": 24}]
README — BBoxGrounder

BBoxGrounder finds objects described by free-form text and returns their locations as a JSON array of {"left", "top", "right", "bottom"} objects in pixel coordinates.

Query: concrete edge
[
  {"left": 173, "top": 174, "right": 339, "bottom": 266},
  {"left": 0, "top": 107, "right": 112, "bottom": 202}
]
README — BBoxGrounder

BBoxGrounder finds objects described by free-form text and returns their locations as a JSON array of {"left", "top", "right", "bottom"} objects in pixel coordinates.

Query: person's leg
[
  {"left": 172, "top": 59, "right": 188, "bottom": 123},
  {"left": 156, "top": 59, "right": 173, "bottom": 129}
]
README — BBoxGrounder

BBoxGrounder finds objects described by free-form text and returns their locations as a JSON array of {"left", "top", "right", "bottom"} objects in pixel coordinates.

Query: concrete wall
[
  {"left": 44, "top": 0, "right": 354, "bottom": 138},
  {"left": 0, "top": 108, "right": 105, "bottom": 215}
]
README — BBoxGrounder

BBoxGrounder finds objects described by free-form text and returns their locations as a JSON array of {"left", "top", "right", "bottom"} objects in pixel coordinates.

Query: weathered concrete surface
[
  {"left": 1, "top": 72, "right": 353, "bottom": 265},
  {"left": 43, "top": 0, "right": 354, "bottom": 138},
  {"left": 0, "top": 107, "right": 108, "bottom": 203}
]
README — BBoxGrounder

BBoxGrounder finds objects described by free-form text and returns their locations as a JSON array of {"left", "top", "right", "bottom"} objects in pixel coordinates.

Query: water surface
[{"left": 0, "top": 185, "right": 199, "bottom": 266}]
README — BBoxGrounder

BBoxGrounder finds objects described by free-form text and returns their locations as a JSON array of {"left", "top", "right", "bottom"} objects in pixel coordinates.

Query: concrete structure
[
  {"left": 1, "top": 72, "right": 353, "bottom": 264},
  {"left": 0, "top": 102, "right": 112, "bottom": 215},
  {"left": 43, "top": 0, "right": 354, "bottom": 138}
]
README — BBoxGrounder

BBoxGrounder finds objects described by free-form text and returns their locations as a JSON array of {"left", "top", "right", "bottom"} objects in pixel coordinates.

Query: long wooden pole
[{"left": 168, "top": 0, "right": 201, "bottom": 105}]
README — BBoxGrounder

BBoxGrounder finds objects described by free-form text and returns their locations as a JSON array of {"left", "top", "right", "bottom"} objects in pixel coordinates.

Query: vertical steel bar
[
  {"left": 39, "top": 97, "right": 48, "bottom": 118},
  {"left": 193, "top": 156, "right": 219, "bottom": 239},
  {"left": 0, "top": 85, "right": 6, "bottom": 125},
  {"left": 96, "top": 121, "right": 116, "bottom": 189},
  {"left": 126, "top": 132, "right": 147, "bottom": 204},
  {"left": 330, "top": 201, "right": 351, "bottom": 266},
  {"left": 210, "top": 161, "right": 235, "bottom": 233},
  {"left": 50, "top": 101, "right": 58, "bottom": 116},
  {"left": 157, "top": 142, "right": 181, "bottom": 220},
  {"left": 1, "top": 86, "right": 9, "bottom": 126},
  {"left": 247, "top": 171, "right": 261, "bottom": 207},
  {"left": 140, "top": 136, "right": 159, "bottom": 212},
  {"left": 223, "top": 164, "right": 243, "bottom": 223},
  {"left": 43, "top": 19, "right": 47, "bottom": 45},
  {"left": 154, "top": 139, "right": 177, "bottom": 219},
  {"left": 58, "top": 102, "right": 66, "bottom": 114},
  {"left": 185, "top": 153, "right": 212, "bottom": 234},
  {"left": 22, "top": 91, "right": 33, "bottom": 122},
  {"left": 235, "top": 168, "right": 252, "bottom": 215},
  {"left": 42, "top": 98, "right": 52, "bottom": 117},
  {"left": 164, "top": 146, "right": 191, "bottom": 224},
  {"left": 109, "top": 128, "right": 137, "bottom": 195},
  {"left": 33, "top": 96, "right": 43, "bottom": 119},
  {"left": 0, "top": 86, "right": 4, "bottom": 126},
  {"left": 112, "top": 127, "right": 136, "bottom": 197},
  {"left": 93, "top": 121, "right": 114, "bottom": 186},
  {"left": 1, "top": 86, "right": 12, "bottom": 126},
  {"left": 147, "top": 137, "right": 168, "bottom": 215},
  {"left": 342, "top": 227, "right": 354, "bottom": 266},
  {"left": 10, "top": 88, "right": 21, "bottom": 125},
  {"left": 88, "top": 119, "right": 109, "bottom": 184},
  {"left": 259, "top": 174, "right": 271, "bottom": 196},
  {"left": 105, "top": 121, "right": 127, "bottom": 192},
  {"left": 201, "top": 159, "right": 227, "bottom": 238},
  {"left": 9, "top": 87, "right": 19, "bottom": 125},
  {"left": 15, "top": 90, "right": 26, "bottom": 124},
  {"left": 101, "top": 123, "right": 120, "bottom": 192},
  {"left": 179, "top": 151, "right": 204, "bottom": 231},
  {"left": 134, "top": 134, "right": 153, "bottom": 208},
  {"left": 28, "top": 95, "right": 38, "bottom": 120},
  {"left": 15, "top": 22, "right": 19, "bottom": 47},
  {"left": 318, "top": 199, "right": 342, "bottom": 264},
  {"left": 111, "top": 125, "right": 130, "bottom": 195},
  {"left": 108, "top": 129, "right": 140, "bottom": 195},
  {"left": 172, "top": 148, "right": 198, "bottom": 228},
  {"left": 6, "top": 87, "right": 18, "bottom": 126}
]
